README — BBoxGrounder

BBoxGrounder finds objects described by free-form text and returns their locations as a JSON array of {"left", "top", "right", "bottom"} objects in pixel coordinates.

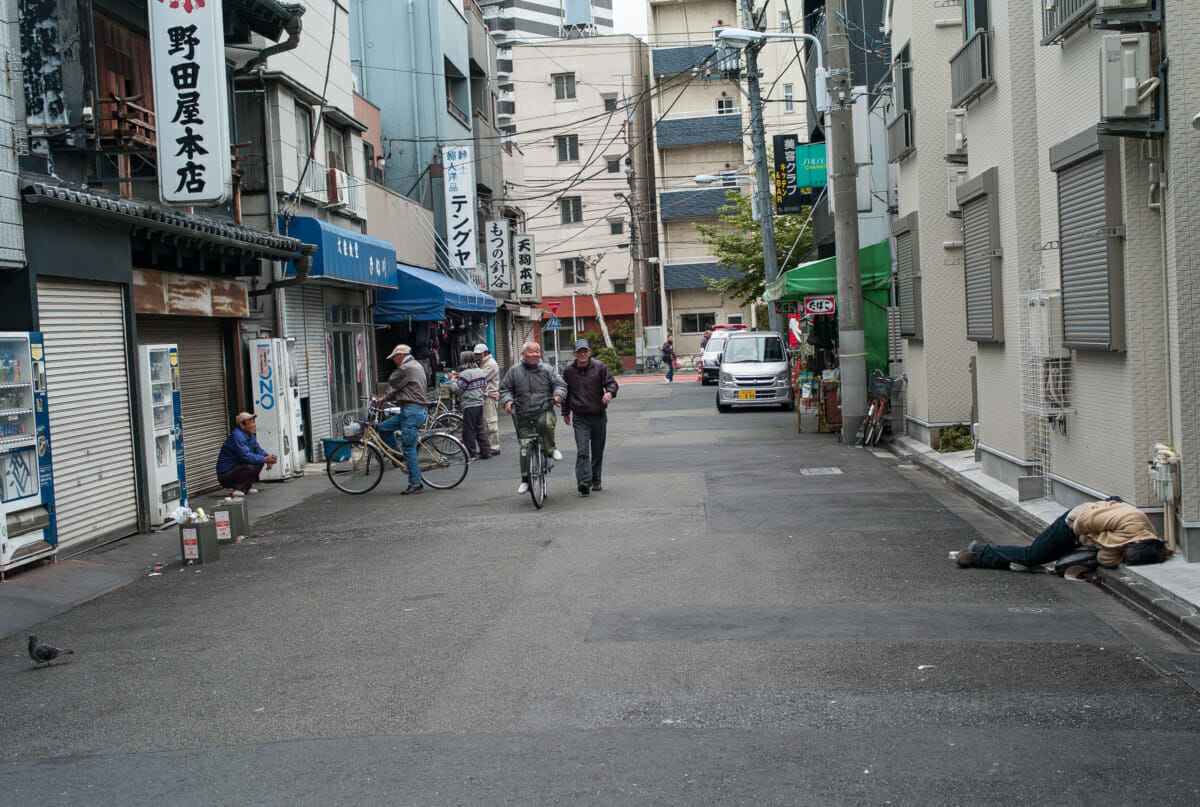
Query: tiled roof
[
  {"left": 659, "top": 187, "right": 735, "bottom": 220},
  {"left": 652, "top": 45, "right": 717, "bottom": 76},
  {"left": 663, "top": 262, "right": 744, "bottom": 291},
  {"left": 655, "top": 114, "right": 743, "bottom": 148},
  {"left": 21, "top": 177, "right": 309, "bottom": 259}
]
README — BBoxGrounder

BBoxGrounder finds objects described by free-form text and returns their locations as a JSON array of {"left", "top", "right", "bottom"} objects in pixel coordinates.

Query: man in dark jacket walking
[{"left": 561, "top": 339, "right": 618, "bottom": 496}]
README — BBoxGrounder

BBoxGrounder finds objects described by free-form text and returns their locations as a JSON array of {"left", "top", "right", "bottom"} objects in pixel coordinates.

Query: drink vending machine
[
  {"left": 0, "top": 331, "right": 57, "bottom": 578},
  {"left": 252, "top": 337, "right": 304, "bottom": 481},
  {"left": 137, "top": 344, "right": 187, "bottom": 527}
]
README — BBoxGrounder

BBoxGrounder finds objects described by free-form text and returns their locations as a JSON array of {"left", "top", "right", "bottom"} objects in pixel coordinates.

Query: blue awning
[
  {"left": 281, "top": 216, "right": 397, "bottom": 288},
  {"left": 374, "top": 263, "right": 498, "bottom": 322}
]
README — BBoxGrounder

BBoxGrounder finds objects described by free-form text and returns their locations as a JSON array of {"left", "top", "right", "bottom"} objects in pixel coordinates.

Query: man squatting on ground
[
  {"left": 474, "top": 343, "right": 501, "bottom": 456},
  {"left": 561, "top": 339, "right": 617, "bottom": 497},
  {"left": 955, "top": 499, "right": 1168, "bottom": 571},
  {"left": 500, "top": 341, "right": 566, "bottom": 495},
  {"left": 216, "top": 412, "right": 277, "bottom": 495},
  {"left": 451, "top": 350, "right": 491, "bottom": 461},
  {"left": 377, "top": 343, "right": 428, "bottom": 495}
]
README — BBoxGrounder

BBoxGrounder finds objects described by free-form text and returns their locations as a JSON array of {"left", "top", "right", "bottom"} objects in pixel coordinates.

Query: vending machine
[
  {"left": 0, "top": 331, "right": 57, "bottom": 578},
  {"left": 251, "top": 337, "right": 303, "bottom": 480},
  {"left": 137, "top": 344, "right": 187, "bottom": 527}
]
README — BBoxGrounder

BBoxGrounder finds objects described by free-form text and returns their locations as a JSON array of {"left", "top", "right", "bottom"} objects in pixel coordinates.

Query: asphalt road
[{"left": 4, "top": 380, "right": 1200, "bottom": 805}]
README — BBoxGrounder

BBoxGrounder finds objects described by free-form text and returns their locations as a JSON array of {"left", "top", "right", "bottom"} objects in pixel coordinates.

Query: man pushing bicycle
[{"left": 500, "top": 341, "right": 566, "bottom": 495}]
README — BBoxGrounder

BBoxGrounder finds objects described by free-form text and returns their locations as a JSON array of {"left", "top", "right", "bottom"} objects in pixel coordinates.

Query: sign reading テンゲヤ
[
  {"left": 148, "top": 0, "right": 232, "bottom": 206},
  {"left": 485, "top": 219, "right": 511, "bottom": 293},
  {"left": 514, "top": 232, "right": 538, "bottom": 300},
  {"left": 442, "top": 145, "right": 481, "bottom": 289}
]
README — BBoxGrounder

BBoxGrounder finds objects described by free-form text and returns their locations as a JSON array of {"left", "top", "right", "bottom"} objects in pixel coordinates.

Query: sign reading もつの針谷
[
  {"left": 485, "top": 219, "right": 512, "bottom": 292},
  {"left": 148, "top": 0, "right": 232, "bottom": 206}
]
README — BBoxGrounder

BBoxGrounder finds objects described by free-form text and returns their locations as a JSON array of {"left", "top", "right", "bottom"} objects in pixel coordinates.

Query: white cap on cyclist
[
  {"left": 473, "top": 343, "right": 488, "bottom": 355},
  {"left": 386, "top": 344, "right": 412, "bottom": 359}
]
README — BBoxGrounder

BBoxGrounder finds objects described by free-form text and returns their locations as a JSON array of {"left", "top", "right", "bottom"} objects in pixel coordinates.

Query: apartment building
[
  {"left": 509, "top": 35, "right": 654, "bottom": 363},
  {"left": 888, "top": 1, "right": 1200, "bottom": 559},
  {"left": 647, "top": 0, "right": 811, "bottom": 354}
]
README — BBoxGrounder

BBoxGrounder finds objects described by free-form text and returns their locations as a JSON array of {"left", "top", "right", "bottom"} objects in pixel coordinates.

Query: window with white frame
[
  {"left": 609, "top": 220, "right": 624, "bottom": 235},
  {"left": 726, "top": 314, "right": 744, "bottom": 325},
  {"left": 560, "top": 196, "right": 583, "bottom": 224},
  {"left": 680, "top": 312, "right": 717, "bottom": 333},
  {"left": 717, "top": 97, "right": 735, "bottom": 114},
  {"left": 553, "top": 72, "right": 576, "bottom": 100},
  {"left": 562, "top": 257, "right": 587, "bottom": 285},
  {"left": 607, "top": 158, "right": 621, "bottom": 173},
  {"left": 555, "top": 134, "right": 579, "bottom": 162},
  {"left": 784, "top": 84, "right": 794, "bottom": 113}
]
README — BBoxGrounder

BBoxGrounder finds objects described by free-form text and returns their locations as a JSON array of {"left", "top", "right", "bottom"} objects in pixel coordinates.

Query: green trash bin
[
  {"left": 211, "top": 498, "right": 250, "bottom": 544},
  {"left": 179, "top": 519, "right": 219, "bottom": 564}
]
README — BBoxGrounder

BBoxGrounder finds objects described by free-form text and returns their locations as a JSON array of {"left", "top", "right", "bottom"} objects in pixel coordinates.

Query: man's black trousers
[{"left": 571, "top": 411, "right": 607, "bottom": 486}]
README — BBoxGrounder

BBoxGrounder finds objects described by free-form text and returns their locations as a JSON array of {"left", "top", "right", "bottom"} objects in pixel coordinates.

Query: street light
[
  {"left": 694, "top": 173, "right": 760, "bottom": 221},
  {"left": 714, "top": 28, "right": 829, "bottom": 113}
]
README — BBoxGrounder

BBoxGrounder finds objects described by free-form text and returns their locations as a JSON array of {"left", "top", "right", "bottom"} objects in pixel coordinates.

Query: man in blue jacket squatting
[{"left": 216, "top": 412, "right": 278, "bottom": 496}]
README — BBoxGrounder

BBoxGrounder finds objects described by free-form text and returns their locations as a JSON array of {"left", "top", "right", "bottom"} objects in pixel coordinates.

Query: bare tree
[{"left": 580, "top": 251, "right": 614, "bottom": 349}]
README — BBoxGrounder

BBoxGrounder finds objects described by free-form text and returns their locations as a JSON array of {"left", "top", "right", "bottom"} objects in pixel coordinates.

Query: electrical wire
[{"left": 281, "top": 3, "right": 339, "bottom": 220}]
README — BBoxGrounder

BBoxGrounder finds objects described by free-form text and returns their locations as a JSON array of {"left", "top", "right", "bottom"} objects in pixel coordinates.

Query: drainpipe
[
  {"left": 408, "top": 0, "right": 425, "bottom": 197},
  {"left": 233, "top": 10, "right": 306, "bottom": 77}
]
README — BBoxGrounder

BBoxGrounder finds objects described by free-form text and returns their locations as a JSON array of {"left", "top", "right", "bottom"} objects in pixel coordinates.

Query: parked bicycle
[
  {"left": 326, "top": 400, "right": 469, "bottom": 494},
  {"left": 856, "top": 370, "right": 903, "bottom": 447},
  {"left": 511, "top": 404, "right": 554, "bottom": 509},
  {"left": 425, "top": 392, "right": 463, "bottom": 434}
]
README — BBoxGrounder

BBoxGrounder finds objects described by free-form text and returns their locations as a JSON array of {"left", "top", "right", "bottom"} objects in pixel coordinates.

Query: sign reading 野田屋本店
[
  {"left": 443, "top": 145, "right": 481, "bottom": 289},
  {"left": 514, "top": 233, "right": 539, "bottom": 301},
  {"left": 148, "top": 0, "right": 232, "bottom": 206},
  {"left": 485, "top": 219, "right": 512, "bottom": 292}
]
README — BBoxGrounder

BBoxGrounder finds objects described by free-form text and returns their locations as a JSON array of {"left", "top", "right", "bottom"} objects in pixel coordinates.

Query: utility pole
[
  {"left": 622, "top": 75, "right": 646, "bottom": 367},
  {"left": 740, "top": 0, "right": 784, "bottom": 336},
  {"left": 825, "top": 0, "right": 866, "bottom": 441}
]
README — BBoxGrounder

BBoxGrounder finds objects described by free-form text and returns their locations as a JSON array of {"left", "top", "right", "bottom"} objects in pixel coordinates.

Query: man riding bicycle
[{"left": 500, "top": 341, "right": 566, "bottom": 495}]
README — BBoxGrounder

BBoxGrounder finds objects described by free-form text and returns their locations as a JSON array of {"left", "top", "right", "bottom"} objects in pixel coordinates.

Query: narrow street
[{"left": 3, "top": 380, "right": 1200, "bottom": 805}]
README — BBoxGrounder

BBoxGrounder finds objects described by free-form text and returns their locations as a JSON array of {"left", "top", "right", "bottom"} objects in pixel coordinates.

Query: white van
[{"left": 715, "top": 331, "right": 793, "bottom": 412}]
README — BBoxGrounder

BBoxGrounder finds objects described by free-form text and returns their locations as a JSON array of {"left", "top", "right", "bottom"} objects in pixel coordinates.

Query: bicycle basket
[
  {"left": 512, "top": 409, "right": 544, "bottom": 440},
  {"left": 868, "top": 374, "right": 893, "bottom": 399}
]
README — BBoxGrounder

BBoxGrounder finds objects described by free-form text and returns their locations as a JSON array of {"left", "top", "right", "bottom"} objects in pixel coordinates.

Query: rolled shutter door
[
  {"left": 284, "top": 285, "right": 331, "bottom": 458},
  {"left": 896, "top": 231, "right": 916, "bottom": 337},
  {"left": 136, "top": 316, "right": 229, "bottom": 494},
  {"left": 1057, "top": 155, "right": 1110, "bottom": 348},
  {"left": 36, "top": 278, "right": 140, "bottom": 552}
]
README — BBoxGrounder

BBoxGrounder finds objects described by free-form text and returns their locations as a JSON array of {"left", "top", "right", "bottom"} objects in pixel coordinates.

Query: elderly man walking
[
  {"left": 500, "top": 341, "right": 566, "bottom": 495},
  {"left": 561, "top": 339, "right": 617, "bottom": 496},
  {"left": 474, "top": 343, "right": 502, "bottom": 456},
  {"left": 377, "top": 343, "right": 428, "bottom": 495}
]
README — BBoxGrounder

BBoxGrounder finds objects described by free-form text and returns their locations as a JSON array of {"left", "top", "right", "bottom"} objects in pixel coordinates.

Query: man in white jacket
[{"left": 474, "top": 343, "right": 501, "bottom": 456}]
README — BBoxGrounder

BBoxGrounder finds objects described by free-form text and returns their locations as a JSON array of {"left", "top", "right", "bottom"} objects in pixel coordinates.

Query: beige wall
[
  {"left": 364, "top": 187, "right": 438, "bottom": 271},
  {"left": 668, "top": 286, "right": 747, "bottom": 355}
]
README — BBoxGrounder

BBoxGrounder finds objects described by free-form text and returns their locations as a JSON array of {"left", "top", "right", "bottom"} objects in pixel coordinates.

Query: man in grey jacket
[
  {"left": 450, "top": 350, "right": 490, "bottom": 461},
  {"left": 500, "top": 341, "right": 566, "bottom": 495},
  {"left": 377, "top": 343, "right": 428, "bottom": 495}
]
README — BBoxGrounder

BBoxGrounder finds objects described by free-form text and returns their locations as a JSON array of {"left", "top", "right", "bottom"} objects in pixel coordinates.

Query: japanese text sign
[
  {"left": 513, "top": 232, "right": 539, "bottom": 301},
  {"left": 773, "top": 134, "right": 804, "bottom": 215},
  {"left": 485, "top": 218, "right": 512, "bottom": 292},
  {"left": 148, "top": 0, "right": 232, "bottom": 206},
  {"left": 442, "top": 145, "right": 480, "bottom": 289}
]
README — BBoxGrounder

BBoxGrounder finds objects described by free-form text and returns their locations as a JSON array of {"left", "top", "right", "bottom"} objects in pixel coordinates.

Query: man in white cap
[
  {"left": 378, "top": 344, "right": 427, "bottom": 494},
  {"left": 474, "top": 343, "right": 502, "bottom": 455},
  {"left": 216, "top": 412, "right": 277, "bottom": 496}
]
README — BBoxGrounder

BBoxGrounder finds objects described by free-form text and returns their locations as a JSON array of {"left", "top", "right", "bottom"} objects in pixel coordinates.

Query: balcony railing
[
  {"left": 950, "top": 29, "right": 994, "bottom": 109},
  {"left": 447, "top": 97, "right": 470, "bottom": 128},
  {"left": 297, "top": 157, "right": 327, "bottom": 202},
  {"left": 886, "top": 110, "right": 914, "bottom": 163},
  {"left": 96, "top": 94, "right": 156, "bottom": 150},
  {"left": 1041, "top": 0, "right": 1095, "bottom": 45}
]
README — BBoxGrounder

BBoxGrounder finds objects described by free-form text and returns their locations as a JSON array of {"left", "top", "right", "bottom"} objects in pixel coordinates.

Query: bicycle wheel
[
  {"left": 856, "top": 401, "right": 877, "bottom": 446},
  {"left": 528, "top": 441, "right": 547, "bottom": 509},
  {"left": 430, "top": 411, "right": 463, "bottom": 434},
  {"left": 869, "top": 402, "right": 889, "bottom": 446},
  {"left": 326, "top": 442, "right": 384, "bottom": 494},
  {"left": 416, "top": 432, "right": 469, "bottom": 489}
]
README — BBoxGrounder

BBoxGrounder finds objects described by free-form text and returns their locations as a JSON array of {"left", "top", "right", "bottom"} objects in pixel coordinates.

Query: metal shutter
[
  {"left": 962, "top": 197, "right": 994, "bottom": 341},
  {"left": 284, "top": 285, "right": 331, "bottom": 458},
  {"left": 36, "top": 278, "right": 140, "bottom": 552},
  {"left": 136, "top": 316, "right": 228, "bottom": 494},
  {"left": 1057, "top": 154, "right": 1111, "bottom": 348},
  {"left": 896, "top": 231, "right": 917, "bottom": 337}
]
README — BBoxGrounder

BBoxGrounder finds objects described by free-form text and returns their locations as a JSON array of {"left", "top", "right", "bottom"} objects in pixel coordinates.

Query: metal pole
[
  {"left": 742, "top": 20, "right": 784, "bottom": 335},
  {"left": 826, "top": 0, "right": 866, "bottom": 441}
]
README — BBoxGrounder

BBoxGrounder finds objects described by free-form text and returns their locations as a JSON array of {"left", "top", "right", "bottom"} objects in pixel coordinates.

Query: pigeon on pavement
[{"left": 28, "top": 635, "right": 74, "bottom": 666}]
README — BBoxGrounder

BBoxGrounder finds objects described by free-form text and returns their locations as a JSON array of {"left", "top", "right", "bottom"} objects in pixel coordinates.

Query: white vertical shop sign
[
  {"left": 148, "top": 0, "right": 232, "bottom": 206},
  {"left": 485, "top": 218, "right": 511, "bottom": 292},
  {"left": 513, "top": 232, "right": 538, "bottom": 300},
  {"left": 442, "top": 145, "right": 480, "bottom": 288}
]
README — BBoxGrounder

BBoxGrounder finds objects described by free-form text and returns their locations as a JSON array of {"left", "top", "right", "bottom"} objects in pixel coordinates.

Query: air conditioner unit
[
  {"left": 326, "top": 168, "right": 350, "bottom": 208},
  {"left": 946, "top": 110, "right": 967, "bottom": 160},
  {"left": 947, "top": 166, "right": 968, "bottom": 217},
  {"left": 1024, "top": 290, "right": 1069, "bottom": 359},
  {"left": 1097, "top": 0, "right": 1151, "bottom": 11},
  {"left": 1100, "top": 33, "right": 1153, "bottom": 120}
]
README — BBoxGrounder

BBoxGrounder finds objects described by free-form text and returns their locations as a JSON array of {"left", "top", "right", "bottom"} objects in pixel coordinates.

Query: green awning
[{"left": 763, "top": 239, "right": 892, "bottom": 301}]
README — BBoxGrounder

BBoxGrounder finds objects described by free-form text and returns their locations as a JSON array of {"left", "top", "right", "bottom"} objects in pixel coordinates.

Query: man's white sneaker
[
  {"left": 518, "top": 481, "right": 530, "bottom": 494},
  {"left": 247, "top": 487, "right": 260, "bottom": 495},
  {"left": 551, "top": 449, "right": 564, "bottom": 461},
  {"left": 230, "top": 489, "right": 245, "bottom": 498}
]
